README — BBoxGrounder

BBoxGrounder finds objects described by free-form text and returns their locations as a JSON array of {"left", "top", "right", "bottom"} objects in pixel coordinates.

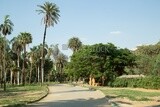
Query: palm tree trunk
[
  {"left": 38, "top": 65, "right": 40, "bottom": 82},
  {"left": 17, "top": 51, "right": 20, "bottom": 85},
  {"left": 3, "top": 37, "right": 6, "bottom": 91},
  {"left": 29, "top": 63, "right": 33, "bottom": 84},
  {"left": 0, "top": 65, "right": 3, "bottom": 88},
  {"left": 54, "top": 63, "right": 57, "bottom": 71},
  {"left": 41, "top": 23, "right": 47, "bottom": 84},
  {"left": 20, "top": 72, "right": 23, "bottom": 84},
  {"left": 10, "top": 70, "right": 13, "bottom": 85},
  {"left": 22, "top": 44, "right": 26, "bottom": 86},
  {"left": 17, "top": 72, "right": 19, "bottom": 85},
  {"left": 13, "top": 72, "right": 16, "bottom": 85}
]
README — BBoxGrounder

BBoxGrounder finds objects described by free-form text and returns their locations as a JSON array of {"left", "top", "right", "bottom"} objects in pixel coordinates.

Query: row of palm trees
[
  {"left": 0, "top": 15, "right": 14, "bottom": 91},
  {"left": 0, "top": 1, "right": 83, "bottom": 91},
  {"left": 0, "top": 30, "right": 68, "bottom": 90},
  {"left": 0, "top": 2, "right": 61, "bottom": 91}
]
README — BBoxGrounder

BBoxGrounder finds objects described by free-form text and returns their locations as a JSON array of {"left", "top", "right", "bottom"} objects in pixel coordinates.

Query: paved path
[{"left": 28, "top": 84, "right": 110, "bottom": 107}]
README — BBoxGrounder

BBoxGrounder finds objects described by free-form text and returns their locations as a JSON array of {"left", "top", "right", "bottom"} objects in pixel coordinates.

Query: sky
[{"left": 1, "top": 0, "right": 160, "bottom": 56}]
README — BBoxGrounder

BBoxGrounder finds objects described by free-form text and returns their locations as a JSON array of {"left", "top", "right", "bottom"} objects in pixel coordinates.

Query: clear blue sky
[{"left": 1, "top": 0, "right": 160, "bottom": 56}]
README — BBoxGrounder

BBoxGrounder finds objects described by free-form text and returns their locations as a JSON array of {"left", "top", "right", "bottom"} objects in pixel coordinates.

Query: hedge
[{"left": 110, "top": 76, "right": 160, "bottom": 89}]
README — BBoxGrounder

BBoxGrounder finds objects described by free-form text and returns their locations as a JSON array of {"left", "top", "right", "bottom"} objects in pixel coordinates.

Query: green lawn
[
  {"left": 97, "top": 87, "right": 160, "bottom": 101},
  {"left": 0, "top": 84, "right": 48, "bottom": 107}
]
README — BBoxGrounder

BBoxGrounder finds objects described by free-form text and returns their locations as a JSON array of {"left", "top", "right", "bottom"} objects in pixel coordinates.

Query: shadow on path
[{"left": 28, "top": 97, "right": 110, "bottom": 107}]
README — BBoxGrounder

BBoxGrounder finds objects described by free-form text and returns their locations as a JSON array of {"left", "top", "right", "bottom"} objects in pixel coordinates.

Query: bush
[{"left": 110, "top": 76, "right": 160, "bottom": 89}]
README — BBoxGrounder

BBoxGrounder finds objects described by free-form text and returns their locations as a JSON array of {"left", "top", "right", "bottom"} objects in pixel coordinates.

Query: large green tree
[
  {"left": 66, "top": 43, "right": 136, "bottom": 85},
  {"left": 0, "top": 15, "right": 14, "bottom": 91},
  {"left": 37, "top": 2, "right": 60, "bottom": 83}
]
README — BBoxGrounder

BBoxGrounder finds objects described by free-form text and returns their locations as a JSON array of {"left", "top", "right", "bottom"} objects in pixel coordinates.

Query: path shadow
[
  {"left": 146, "top": 105, "right": 160, "bottom": 107},
  {"left": 27, "top": 97, "right": 110, "bottom": 107},
  {"left": 50, "top": 89, "right": 94, "bottom": 94}
]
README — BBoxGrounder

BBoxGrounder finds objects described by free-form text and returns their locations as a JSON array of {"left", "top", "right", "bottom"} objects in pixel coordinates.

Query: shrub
[{"left": 110, "top": 76, "right": 160, "bottom": 89}]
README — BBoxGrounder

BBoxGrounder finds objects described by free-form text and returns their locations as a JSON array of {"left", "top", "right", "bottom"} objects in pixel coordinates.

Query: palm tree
[
  {"left": 50, "top": 44, "right": 59, "bottom": 71},
  {"left": 29, "top": 46, "right": 41, "bottom": 82},
  {"left": 68, "top": 37, "right": 82, "bottom": 53},
  {"left": 36, "top": 2, "right": 60, "bottom": 83},
  {"left": 8, "top": 50, "right": 17, "bottom": 85},
  {"left": 18, "top": 32, "right": 32, "bottom": 85},
  {"left": 28, "top": 46, "right": 39, "bottom": 84},
  {"left": 56, "top": 53, "right": 68, "bottom": 82},
  {"left": 11, "top": 37, "right": 23, "bottom": 85},
  {"left": 0, "top": 15, "right": 14, "bottom": 91}
]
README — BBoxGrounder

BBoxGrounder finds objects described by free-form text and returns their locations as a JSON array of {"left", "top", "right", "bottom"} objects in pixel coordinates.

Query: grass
[
  {"left": 0, "top": 83, "right": 49, "bottom": 106},
  {"left": 98, "top": 87, "right": 160, "bottom": 101}
]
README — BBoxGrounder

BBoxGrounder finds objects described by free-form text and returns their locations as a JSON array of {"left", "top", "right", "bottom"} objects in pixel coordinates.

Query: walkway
[{"left": 28, "top": 84, "right": 110, "bottom": 107}]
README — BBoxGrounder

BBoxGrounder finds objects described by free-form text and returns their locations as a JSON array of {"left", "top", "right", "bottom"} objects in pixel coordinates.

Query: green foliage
[
  {"left": 111, "top": 76, "right": 160, "bottom": 89},
  {"left": 133, "top": 42, "right": 160, "bottom": 76},
  {"left": 44, "top": 58, "right": 53, "bottom": 75},
  {"left": 66, "top": 43, "right": 136, "bottom": 84},
  {"left": 152, "top": 54, "right": 160, "bottom": 75}
]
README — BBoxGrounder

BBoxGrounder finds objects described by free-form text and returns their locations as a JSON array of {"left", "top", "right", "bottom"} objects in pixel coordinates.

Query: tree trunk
[
  {"left": 20, "top": 72, "right": 23, "bottom": 84},
  {"left": 38, "top": 65, "right": 40, "bottom": 82},
  {"left": 13, "top": 72, "right": 16, "bottom": 85},
  {"left": 29, "top": 63, "right": 33, "bottom": 84},
  {"left": 10, "top": 70, "right": 13, "bottom": 85},
  {"left": 17, "top": 72, "right": 19, "bottom": 85},
  {"left": 101, "top": 76, "right": 105, "bottom": 86},
  {"left": 54, "top": 63, "right": 56, "bottom": 71},
  {"left": 0, "top": 65, "right": 3, "bottom": 88},
  {"left": 17, "top": 51, "right": 20, "bottom": 85},
  {"left": 48, "top": 74, "right": 50, "bottom": 82},
  {"left": 3, "top": 37, "right": 6, "bottom": 91},
  {"left": 41, "top": 21, "right": 47, "bottom": 85},
  {"left": 22, "top": 44, "right": 26, "bottom": 86}
]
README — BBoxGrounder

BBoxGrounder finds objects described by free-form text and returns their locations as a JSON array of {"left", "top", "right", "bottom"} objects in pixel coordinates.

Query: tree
[
  {"left": 66, "top": 43, "right": 136, "bottom": 85},
  {"left": 56, "top": 53, "right": 68, "bottom": 82},
  {"left": 28, "top": 47, "right": 36, "bottom": 84},
  {"left": 68, "top": 37, "right": 82, "bottom": 53},
  {"left": 50, "top": 44, "right": 59, "bottom": 71},
  {"left": 18, "top": 32, "right": 32, "bottom": 85},
  {"left": 30, "top": 46, "right": 41, "bottom": 82},
  {"left": 11, "top": 37, "right": 23, "bottom": 85},
  {"left": 8, "top": 50, "right": 18, "bottom": 85},
  {"left": 0, "top": 15, "right": 14, "bottom": 91},
  {"left": 37, "top": 2, "right": 60, "bottom": 83}
]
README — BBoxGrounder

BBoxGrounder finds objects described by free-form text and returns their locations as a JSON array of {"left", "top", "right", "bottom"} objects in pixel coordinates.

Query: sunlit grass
[
  {"left": 0, "top": 83, "right": 48, "bottom": 106},
  {"left": 99, "top": 87, "right": 160, "bottom": 101}
]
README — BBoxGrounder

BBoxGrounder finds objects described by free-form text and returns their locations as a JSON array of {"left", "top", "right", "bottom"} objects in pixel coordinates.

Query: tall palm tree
[
  {"left": 0, "top": 15, "right": 14, "bottom": 91},
  {"left": 36, "top": 2, "right": 60, "bottom": 83},
  {"left": 11, "top": 37, "right": 23, "bottom": 85},
  {"left": 68, "top": 37, "right": 82, "bottom": 53},
  {"left": 18, "top": 32, "right": 32, "bottom": 85}
]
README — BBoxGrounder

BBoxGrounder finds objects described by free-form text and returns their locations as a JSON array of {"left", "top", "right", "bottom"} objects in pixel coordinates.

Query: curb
[{"left": 27, "top": 85, "right": 49, "bottom": 104}]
